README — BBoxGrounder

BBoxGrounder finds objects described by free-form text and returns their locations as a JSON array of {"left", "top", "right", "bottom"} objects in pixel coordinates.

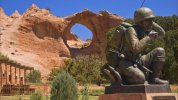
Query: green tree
[
  {"left": 162, "top": 30, "right": 178, "bottom": 83},
  {"left": 48, "top": 67, "right": 66, "bottom": 81},
  {"left": 65, "top": 55, "right": 106, "bottom": 84},
  {"left": 50, "top": 71, "right": 78, "bottom": 100},
  {"left": 27, "top": 70, "right": 41, "bottom": 83},
  {"left": 0, "top": 53, "right": 9, "bottom": 60},
  {"left": 154, "top": 15, "right": 178, "bottom": 31}
]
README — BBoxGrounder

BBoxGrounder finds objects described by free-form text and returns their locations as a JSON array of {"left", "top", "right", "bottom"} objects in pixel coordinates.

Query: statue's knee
[
  {"left": 126, "top": 71, "right": 145, "bottom": 84},
  {"left": 152, "top": 47, "right": 165, "bottom": 62},
  {"left": 135, "top": 72, "right": 145, "bottom": 84},
  {"left": 154, "top": 47, "right": 165, "bottom": 56}
]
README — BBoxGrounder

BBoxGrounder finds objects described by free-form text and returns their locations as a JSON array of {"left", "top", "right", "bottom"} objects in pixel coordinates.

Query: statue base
[
  {"left": 99, "top": 84, "right": 178, "bottom": 100},
  {"left": 99, "top": 93, "right": 178, "bottom": 100},
  {"left": 105, "top": 84, "right": 171, "bottom": 94}
]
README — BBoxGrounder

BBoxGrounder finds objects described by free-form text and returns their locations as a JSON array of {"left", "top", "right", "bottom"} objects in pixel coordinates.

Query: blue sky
[{"left": 0, "top": 0, "right": 177, "bottom": 40}]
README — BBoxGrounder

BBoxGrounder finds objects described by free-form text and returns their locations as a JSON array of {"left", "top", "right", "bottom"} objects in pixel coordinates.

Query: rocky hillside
[{"left": 0, "top": 4, "right": 123, "bottom": 77}]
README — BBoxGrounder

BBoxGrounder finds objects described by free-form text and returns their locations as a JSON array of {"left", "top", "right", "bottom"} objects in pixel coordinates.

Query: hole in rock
[{"left": 67, "top": 24, "right": 93, "bottom": 49}]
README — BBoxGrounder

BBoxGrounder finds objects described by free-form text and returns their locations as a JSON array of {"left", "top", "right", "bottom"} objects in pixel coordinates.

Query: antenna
[{"left": 140, "top": 0, "right": 146, "bottom": 7}]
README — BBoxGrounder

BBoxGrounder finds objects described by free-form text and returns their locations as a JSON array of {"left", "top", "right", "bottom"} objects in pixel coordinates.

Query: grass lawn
[
  {"left": 0, "top": 84, "right": 177, "bottom": 100},
  {"left": 172, "top": 90, "right": 178, "bottom": 93}
]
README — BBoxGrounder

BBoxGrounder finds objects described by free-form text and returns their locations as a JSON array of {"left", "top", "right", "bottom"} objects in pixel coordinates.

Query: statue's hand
[{"left": 148, "top": 30, "right": 158, "bottom": 39}]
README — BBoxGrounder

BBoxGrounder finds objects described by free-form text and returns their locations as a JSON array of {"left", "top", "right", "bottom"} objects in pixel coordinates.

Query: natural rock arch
[{"left": 63, "top": 10, "right": 124, "bottom": 57}]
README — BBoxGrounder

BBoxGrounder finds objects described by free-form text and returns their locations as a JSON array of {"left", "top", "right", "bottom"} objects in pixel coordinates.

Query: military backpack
[{"left": 106, "top": 22, "right": 132, "bottom": 67}]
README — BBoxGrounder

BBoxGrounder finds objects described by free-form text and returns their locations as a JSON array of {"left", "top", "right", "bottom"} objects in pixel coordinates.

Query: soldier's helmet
[{"left": 134, "top": 7, "right": 155, "bottom": 23}]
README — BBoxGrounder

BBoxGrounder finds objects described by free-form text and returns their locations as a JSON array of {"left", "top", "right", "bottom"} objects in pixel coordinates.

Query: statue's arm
[
  {"left": 125, "top": 27, "right": 152, "bottom": 53},
  {"left": 152, "top": 22, "right": 165, "bottom": 38}
]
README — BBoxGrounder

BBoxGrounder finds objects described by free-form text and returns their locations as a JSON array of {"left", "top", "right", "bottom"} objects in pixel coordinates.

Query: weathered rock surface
[
  {"left": 10, "top": 10, "right": 21, "bottom": 18},
  {"left": 0, "top": 4, "right": 123, "bottom": 77}
]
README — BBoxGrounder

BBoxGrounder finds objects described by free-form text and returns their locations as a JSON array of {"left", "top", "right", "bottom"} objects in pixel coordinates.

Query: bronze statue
[{"left": 104, "top": 7, "right": 169, "bottom": 85}]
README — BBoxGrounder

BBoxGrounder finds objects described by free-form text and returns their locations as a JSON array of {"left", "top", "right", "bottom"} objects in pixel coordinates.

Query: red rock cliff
[{"left": 0, "top": 4, "right": 124, "bottom": 77}]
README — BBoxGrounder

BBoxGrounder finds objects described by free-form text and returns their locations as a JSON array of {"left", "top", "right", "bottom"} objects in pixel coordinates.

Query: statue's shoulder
[
  {"left": 116, "top": 22, "right": 133, "bottom": 33},
  {"left": 125, "top": 25, "right": 136, "bottom": 33}
]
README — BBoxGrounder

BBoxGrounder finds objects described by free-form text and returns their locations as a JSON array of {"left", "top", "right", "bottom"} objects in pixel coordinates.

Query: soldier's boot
[
  {"left": 104, "top": 66, "right": 123, "bottom": 86},
  {"left": 103, "top": 69, "right": 116, "bottom": 83},
  {"left": 149, "top": 62, "right": 169, "bottom": 84}
]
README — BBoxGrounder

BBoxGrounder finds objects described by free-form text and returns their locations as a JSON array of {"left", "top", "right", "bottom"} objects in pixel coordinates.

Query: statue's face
[{"left": 141, "top": 18, "right": 153, "bottom": 31}]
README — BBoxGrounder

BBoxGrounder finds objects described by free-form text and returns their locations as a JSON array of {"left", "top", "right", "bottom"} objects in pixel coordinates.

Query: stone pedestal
[
  {"left": 99, "top": 93, "right": 178, "bottom": 100},
  {"left": 105, "top": 84, "right": 171, "bottom": 94},
  {"left": 99, "top": 84, "right": 178, "bottom": 100}
]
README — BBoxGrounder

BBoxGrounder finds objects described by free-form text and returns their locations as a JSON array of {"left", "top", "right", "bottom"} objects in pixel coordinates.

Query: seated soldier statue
[{"left": 104, "top": 7, "right": 169, "bottom": 85}]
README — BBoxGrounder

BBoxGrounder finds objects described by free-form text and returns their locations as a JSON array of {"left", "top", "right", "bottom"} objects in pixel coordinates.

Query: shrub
[
  {"left": 0, "top": 53, "right": 9, "bottom": 60},
  {"left": 65, "top": 55, "right": 107, "bottom": 84},
  {"left": 48, "top": 67, "right": 65, "bottom": 81},
  {"left": 50, "top": 71, "right": 78, "bottom": 100},
  {"left": 81, "top": 43, "right": 90, "bottom": 48},
  {"left": 27, "top": 70, "right": 41, "bottom": 83}
]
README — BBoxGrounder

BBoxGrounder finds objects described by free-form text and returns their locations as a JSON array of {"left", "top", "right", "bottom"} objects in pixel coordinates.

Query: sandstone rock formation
[{"left": 0, "top": 4, "right": 124, "bottom": 78}]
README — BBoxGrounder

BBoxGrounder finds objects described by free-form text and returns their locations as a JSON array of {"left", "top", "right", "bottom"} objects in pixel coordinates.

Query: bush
[
  {"left": 65, "top": 55, "right": 107, "bottom": 84},
  {"left": 30, "top": 91, "right": 43, "bottom": 100},
  {"left": 50, "top": 71, "right": 78, "bottom": 100},
  {"left": 27, "top": 70, "right": 41, "bottom": 83},
  {"left": 162, "top": 30, "right": 178, "bottom": 83},
  {"left": 0, "top": 53, "right": 9, "bottom": 60},
  {"left": 81, "top": 43, "right": 90, "bottom": 48},
  {"left": 48, "top": 67, "right": 65, "bottom": 81}
]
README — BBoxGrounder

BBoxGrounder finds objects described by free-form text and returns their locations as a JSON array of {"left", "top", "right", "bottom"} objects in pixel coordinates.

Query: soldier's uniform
[{"left": 117, "top": 7, "right": 168, "bottom": 84}]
